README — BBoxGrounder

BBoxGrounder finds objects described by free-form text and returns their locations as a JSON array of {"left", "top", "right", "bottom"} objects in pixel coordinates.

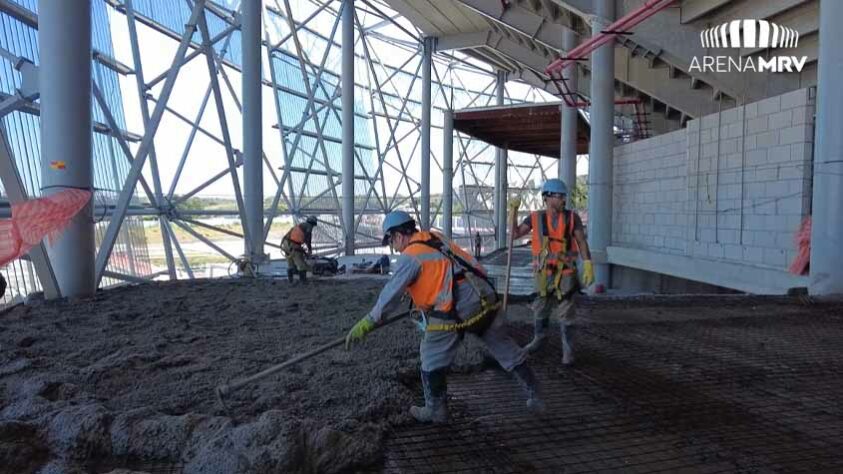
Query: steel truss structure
[{"left": 0, "top": 0, "right": 569, "bottom": 301}]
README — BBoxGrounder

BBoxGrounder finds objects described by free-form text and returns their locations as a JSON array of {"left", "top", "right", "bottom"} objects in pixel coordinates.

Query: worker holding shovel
[
  {"left": 345, "top": 210, "right": 544, "bottom": 424},
  {"left": 510, "top": 178, "right": 593, "bottom": 366}
]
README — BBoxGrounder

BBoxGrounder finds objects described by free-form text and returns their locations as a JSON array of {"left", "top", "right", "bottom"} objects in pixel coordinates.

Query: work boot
[
  {"left": 298, "top": 270, "right": 308, "bottom": 284},
  {"left": 561, "top": 323, "right": 575, "bottom": 366},
  {"left": 286, "top": 268, "right": 296, "bottom": 283},
  {"left": 410, "top": 370, "right": 449, "bottom": 424},
  {"left": 512, "top": 363, "right": 546, "bottom": 413},
  {"left": 523, "top": 317, "right": 549, "bottom": 353}
]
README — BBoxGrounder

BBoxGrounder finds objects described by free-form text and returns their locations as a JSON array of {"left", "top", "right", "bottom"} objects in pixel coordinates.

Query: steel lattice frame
[{"left": 0, "top": 0, "right": 563, "bottom": 295}]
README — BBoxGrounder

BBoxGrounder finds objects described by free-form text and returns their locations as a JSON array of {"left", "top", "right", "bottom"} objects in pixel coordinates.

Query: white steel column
[
  {"left": 587, "top": 0, "right": 615, "bottom": 288},
  {"left": 495, "top": 70, "right": 508, "bottom": 249},
  {"left": 559, "top": 29, "right": 578, "bottom": 200},
  {"left": 443, "top": 109, "right": 454, "bottom": 240},
  {"left": 810, "top": 0, "right": 843, "bottom": 295},
  {"left": 342, "top": 0, "right": 355, "bottom": 255},
  {"left": 420, "top": 36, "right": 433, "bottom": 230},
  {"left": 38, "top": 0, "right": 94, "bottom": 297},
  {"left": 243, "top": 0, "right": 264, "bottom": 263}
]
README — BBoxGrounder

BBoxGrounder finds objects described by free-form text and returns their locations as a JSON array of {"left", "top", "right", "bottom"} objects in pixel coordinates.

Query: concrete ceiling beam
[
  {"left": 614, "top": 46, "right": 723, "bottom": 118},
  {"left": 704, "top": 0, "right": 813, "bottom": 25},
  {"left": 548, "top": 0, "right": 798, "bottom": 103},
  {"left": 454, "top": 0, "right": 576, "bottom": 53},
  {"left": 740, "top": 2, "right": 818, "bottom": 57},
  {"left": 680, "top": 0, "right": 734, "bottom": 24},
  {"left": 435, "top": 30, "right": 491, "bottom": 52}
]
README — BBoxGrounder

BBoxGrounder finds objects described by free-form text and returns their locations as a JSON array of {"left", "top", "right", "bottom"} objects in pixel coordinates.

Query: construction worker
[
  {"left": 281, "top": 216, "right": 317, "bottom": 283},
  {"left": 510, "top": 178, "right": 594, "bottom": 365},
  {"left": 345, "top": 210, "right": 544, "bottom": 424},
  {"left": 474, "top": 231, "right": 482, "bottom": 258}
]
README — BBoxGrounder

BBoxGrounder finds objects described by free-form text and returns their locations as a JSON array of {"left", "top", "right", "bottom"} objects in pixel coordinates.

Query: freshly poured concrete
[{"left": 0, "top": 278, "right": 489, "bottom": 473}]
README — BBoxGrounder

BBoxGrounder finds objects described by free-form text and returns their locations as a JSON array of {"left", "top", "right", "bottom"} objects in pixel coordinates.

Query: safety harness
[
  {"left": 533, "top": 210, "right": 578, "bottom": 300},
  {"left": 407, "top": 236, "right": 500, "bottom": 333}
]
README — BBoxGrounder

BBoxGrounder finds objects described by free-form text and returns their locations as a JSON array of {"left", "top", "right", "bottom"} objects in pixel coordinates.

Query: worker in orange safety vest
[
  {"left": 281, "top": 216, "right": 317, "bottom": 284},
  {"left": 345, "top": 210, "right": 544, "bottom": 423},
  {"left": 511, "top": 178, "right": 593, "bottom": 366}
]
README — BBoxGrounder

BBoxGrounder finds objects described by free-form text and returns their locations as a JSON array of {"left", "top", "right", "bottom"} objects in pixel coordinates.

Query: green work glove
[
  {"left": 582, "top": 260, "right": 594, "bottom": 287},
  {"left": 345, "top": 316, "right": 375, "bottom": 350}
]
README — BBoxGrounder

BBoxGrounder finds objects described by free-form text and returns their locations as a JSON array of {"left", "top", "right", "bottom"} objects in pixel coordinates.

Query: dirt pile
[{"left": 0, "top": 278, "right": 492, "bottom": 473}]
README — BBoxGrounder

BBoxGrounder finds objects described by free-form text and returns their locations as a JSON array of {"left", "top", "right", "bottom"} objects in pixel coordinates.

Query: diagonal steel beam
[
  {"left": 163, "top": 217, "right": 194, "bottom": 278},
  {"left": 94, "top": 0, "right": 206, "bottom": 287},
  {"left": 195, "top": 1, "right": 252, "bottom": 250},
  {"left": 170, "top": 218, "right": 237, "bottom": 262},
  {"left": 125, "top": 0, "right": 177, "bottom": 280},
  {"left": 91, "top": 83, "right": 158, "bottom": 207}
]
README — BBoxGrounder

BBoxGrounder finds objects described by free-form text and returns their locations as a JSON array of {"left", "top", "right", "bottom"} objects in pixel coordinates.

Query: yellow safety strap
[
  {"left": 534, "top": 236, "right": 575, "bottom": 300},
  {"left": 426, "top": 300, "right": 501, "bottom": 332}
]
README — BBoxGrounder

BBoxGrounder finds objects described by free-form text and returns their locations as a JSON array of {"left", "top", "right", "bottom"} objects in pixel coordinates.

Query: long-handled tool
[
  {"left": 215, "top": 310, "right": 412, "bottom": 415},
  {"left": 502, "top": 197, "right": 521, "bottom": 315}
]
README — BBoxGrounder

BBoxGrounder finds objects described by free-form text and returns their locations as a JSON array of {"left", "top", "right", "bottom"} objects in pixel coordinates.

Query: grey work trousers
[
  {"left": 531, "top": 273, "right": 578, "bottom": 327},
  {"left": 420, "top": 310, "right": 527, "bottom": 372}
]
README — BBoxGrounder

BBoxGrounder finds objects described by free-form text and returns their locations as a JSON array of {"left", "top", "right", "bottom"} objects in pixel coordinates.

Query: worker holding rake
[
  {"left": 511, "top": 178, "right": 594, "bottom": 366},
  {"left": 345, "top": 210, "right": 544, "bottom": 424},
  {"left": 281, "top": 215, "right": 318, "bottom": 284}
]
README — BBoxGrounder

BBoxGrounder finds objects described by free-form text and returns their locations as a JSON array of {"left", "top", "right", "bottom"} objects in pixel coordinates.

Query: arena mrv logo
[{"left": 689, "top": 20, "right": 808, "bottom": 73}]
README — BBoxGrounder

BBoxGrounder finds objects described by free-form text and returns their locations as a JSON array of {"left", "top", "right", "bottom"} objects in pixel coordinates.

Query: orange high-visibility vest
[
  {"left": 530, "top": 210, "right": 579, "bottom": 276},
  {"left": 403, "top": 231, "right": 486, "bottom": 314},
  {"left": 288, "top": 225, "right": 306, "bottom": 244}
]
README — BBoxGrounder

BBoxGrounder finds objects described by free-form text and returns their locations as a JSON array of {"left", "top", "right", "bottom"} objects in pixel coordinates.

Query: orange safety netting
[
  {"left": 788, "top": 216, "right": 811, "bottom": 275},
  {"left": 0, "top": 189, "right": 91, "bottom": 268}
]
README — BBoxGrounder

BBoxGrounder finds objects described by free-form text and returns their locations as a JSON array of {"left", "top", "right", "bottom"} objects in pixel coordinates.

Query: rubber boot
[
  {"left": 523, "top": 317, "right": 549, "bottom": 353},
  {"left": 512, "top": 363, "right": 546, "bottom": 413},
  {"left": 286, "top": 268, "right": 295, "bottom": 283},
  {"left": 561, "top": 323, "right": 575, "bottom": 366},
  {"left": 298, "top": 270, "right": 308, "bottom": 284},
  {"left": 410, "top": 370, "right": 449, "bottom": 423}
]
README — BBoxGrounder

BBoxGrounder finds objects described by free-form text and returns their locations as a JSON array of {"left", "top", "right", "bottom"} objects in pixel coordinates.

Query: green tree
[{"left": 569, "top": 175, "right": 588, "bottom": 211}]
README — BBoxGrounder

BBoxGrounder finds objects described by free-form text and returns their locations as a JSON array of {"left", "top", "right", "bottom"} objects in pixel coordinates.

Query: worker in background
[
  {"left": 510, "top": 178, "right": 593, "bottom": 366},
  {"left": 345, "top": 211, "right": 544, "bottom": 424},
  {"left": 281, "top": 215, "right": 317, "bottom": 284},
  {"left": 474, "top": 231, "right": 482, "bottom": 259}
]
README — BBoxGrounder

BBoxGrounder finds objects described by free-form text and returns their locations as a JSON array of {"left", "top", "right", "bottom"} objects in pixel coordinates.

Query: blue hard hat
[
  {"left": 541, "top": 178, "right": 568, "bottom": 196},
  {"left": 382, "top": 210, "right": 415, "bottom": 245}
]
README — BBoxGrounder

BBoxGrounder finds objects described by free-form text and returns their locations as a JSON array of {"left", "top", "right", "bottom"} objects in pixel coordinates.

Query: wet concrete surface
[
  {"left": 0, "top": 278, "right": 488, "bottom": 473},
  {"left": 2, "top": 279, "right": 842, "bottom": 473}
]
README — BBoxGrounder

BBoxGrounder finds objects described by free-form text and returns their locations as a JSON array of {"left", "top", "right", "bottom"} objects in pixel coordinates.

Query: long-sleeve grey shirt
[
  {"left": 366, "top": 254, "right": 420, "bottom": 324},
  {"left": 366, "top": 252, "right": 494, "bottom": 324}
]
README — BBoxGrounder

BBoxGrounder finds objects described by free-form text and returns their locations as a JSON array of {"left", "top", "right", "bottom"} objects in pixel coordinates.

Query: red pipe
[{"left": 546, "top": 0, "right": 676, "bottom": 75}]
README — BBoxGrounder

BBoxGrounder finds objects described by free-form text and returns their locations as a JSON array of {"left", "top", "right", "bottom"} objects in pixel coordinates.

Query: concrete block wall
[
  {"left": 611, "top": 88, "right": 815, "bottom": 293},
  {"left": 614, "top": 128, "right": 689, "bottom": 254}
]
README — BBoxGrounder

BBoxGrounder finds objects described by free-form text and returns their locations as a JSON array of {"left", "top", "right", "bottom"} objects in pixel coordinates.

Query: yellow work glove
[
  {"left": 507, "top": 197, "right": 522, "bottom": 210},
  {"left": 581, "top": 260, "right": 594, "bottom": 287},
  {"left": 345, "top": 316, "right": 375, "bottom": 350}
]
